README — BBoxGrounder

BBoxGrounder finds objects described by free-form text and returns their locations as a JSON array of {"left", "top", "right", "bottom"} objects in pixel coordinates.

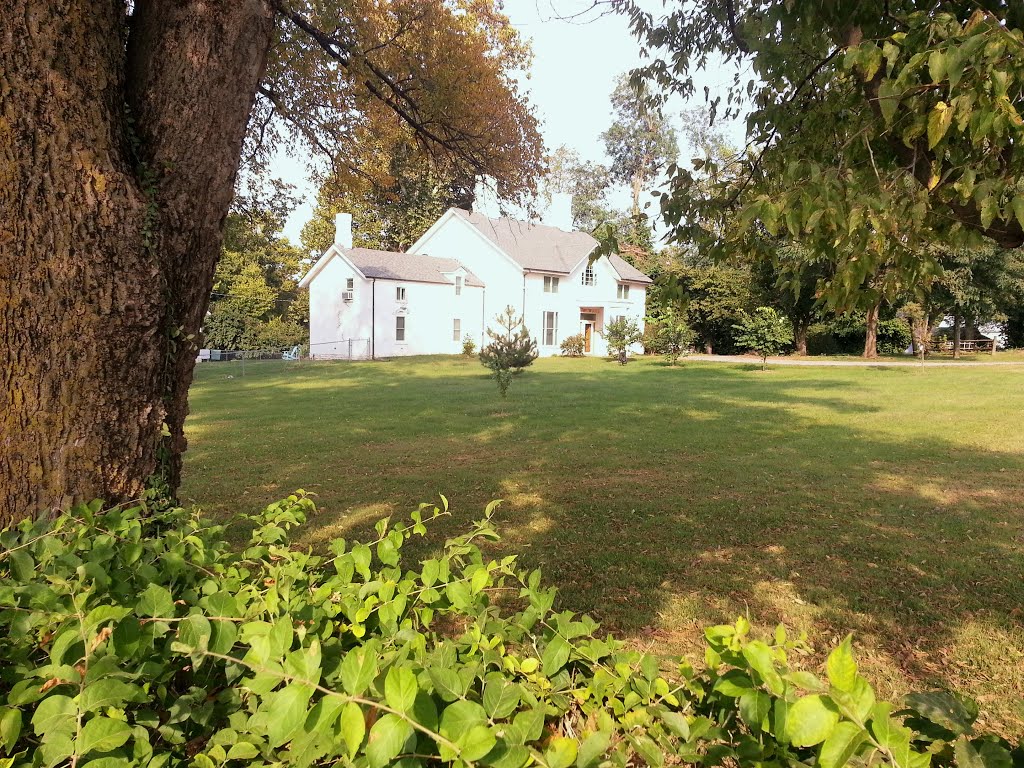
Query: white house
[{"left": 299, "top": 205, "right": 652, "bottom": 358}]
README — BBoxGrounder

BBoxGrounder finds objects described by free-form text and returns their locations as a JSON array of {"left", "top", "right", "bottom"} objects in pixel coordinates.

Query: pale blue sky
[{"left": 273, "top": 0, "right": 744, "bottom": 244}]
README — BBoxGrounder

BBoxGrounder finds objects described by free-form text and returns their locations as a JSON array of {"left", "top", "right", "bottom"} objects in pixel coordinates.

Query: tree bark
[
  {"left": 1, "top": 0, "right": 273, "bottom": 525},
  {"left": 793, "top": 320, "right": 809, "bottom": 356},
  {"left": 863, "top": 301, "right": 880, "bottom": 358}
]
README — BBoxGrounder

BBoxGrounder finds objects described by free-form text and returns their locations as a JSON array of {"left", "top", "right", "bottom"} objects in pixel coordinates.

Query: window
[
  {"left": 455, "top": 276, "right": 463, "bottom": 296},
  {"left": 613, "top": 314, "right": 626, "bottom": 325},
  {"left": 544, "top": 275, "right": 560, "bottom": 293},
  {"left": 346, "top": 278, "right": 354, "bottom": 290},
  {"left": 396, "top": 286, "right": 406, "bottom": 301},
  {"left": 453, "top": 318, "right": 461, "bottom": 342},
  {"left": 617, "top": 283, "right": 629, "bottom": 300},
  {"left": 342, "top": 277, "right": 355, "bottom": 302},
  {"left": 396, "top": 316, "right": 405, "bottom": 342},
  {"left": 543, "top": 311, "right": 558, "bottom": 346},
  {"left": 582, "top": 265, "right": 596, "bottom": 286}
]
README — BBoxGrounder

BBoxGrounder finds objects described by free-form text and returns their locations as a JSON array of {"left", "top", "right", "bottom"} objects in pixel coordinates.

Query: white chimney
[
  {"left": 334, "top": 212, "right": 353, "bottom": 249},
  {"left": 543, "top": 192, "right": 574, "bottom": 231}
]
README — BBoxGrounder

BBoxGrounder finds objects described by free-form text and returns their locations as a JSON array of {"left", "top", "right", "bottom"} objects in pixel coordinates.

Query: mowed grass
[{"left": 182, "top": 355, "right": 1024, "bottom": 736}]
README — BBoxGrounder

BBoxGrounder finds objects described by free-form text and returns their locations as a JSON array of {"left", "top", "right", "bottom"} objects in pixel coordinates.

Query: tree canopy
[{"left": 616, "top": 1, "right": 1024, "bottom": 305}]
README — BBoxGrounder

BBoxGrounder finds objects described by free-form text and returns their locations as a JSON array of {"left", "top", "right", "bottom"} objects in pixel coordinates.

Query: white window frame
[
  {"left": 453, "top": 318, "right": 461, "bottom": 342},
  {"left": 346, "top": 278, "right": 354, "bottom": 290},
  {"left": 617, "top": 283, "right": 629, "bottom": 300},
  {"left": 582, "top": 265, "right": 596, "bottom": 286},
  {"left": 455, "top": 276, "right": 463, "bottom": 296},
  {"left": 396, "top": 286, "right": 406, "bottom": 301},
  {"left": 396, "top": 316, "right": 406, "bottom": 342},
  {"left": 543, "top": 311, "right": 558, "bottom": 347},
  {"left": 543, "top": 275, "right": 560, "bottom": 294}
]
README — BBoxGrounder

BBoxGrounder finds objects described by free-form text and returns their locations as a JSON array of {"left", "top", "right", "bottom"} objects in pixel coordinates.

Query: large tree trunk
[
  {"left": 793, "top": 320, "right": 809, "bottom": 356},
  {"left": 863, "top": 301, "right": 880, "bottom": 358},
  {"left": 0, "top": 0, "right": 274, "bottom": 526},
  {"left": 952, "top": 314, "right": 962, "bottom": 360}
]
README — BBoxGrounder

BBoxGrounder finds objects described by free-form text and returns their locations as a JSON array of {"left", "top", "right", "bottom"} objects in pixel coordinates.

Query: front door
[{"left": 583, "top": 322, "right": 593, "bottom": 353}]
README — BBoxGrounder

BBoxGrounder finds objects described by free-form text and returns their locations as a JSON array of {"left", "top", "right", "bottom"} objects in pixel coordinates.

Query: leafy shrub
[
  {"left": 461, "top": 334, "right": 477, "bottom": 356},
  {"left": 876, "top": 319, "right": 913, "bottom": 356},
  {"left": 734, "top": 306, "right": 794, "bottom": 369},
  {"left": 655, "top": 309, "right": 695, "bottom": 365},
  {"left": 601, "top": 316, "right": 643, "bottom": 364},
  {"left": 1, "top": 495, "right": 1020, "bottom": 768},
  {"left": 560, "top": 333, "right": 586, "bottom": 357},
  {"left": 810, "top": 317, "right": 913, "bottom": 357},
  {"left": 479, "top": 306, "right": 537, "bottom": 397}
]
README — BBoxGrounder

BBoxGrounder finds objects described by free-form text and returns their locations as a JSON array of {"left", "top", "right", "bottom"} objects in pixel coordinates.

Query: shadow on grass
[{"left": 183, "top": 357, "right": 1024, "bottom": 732}]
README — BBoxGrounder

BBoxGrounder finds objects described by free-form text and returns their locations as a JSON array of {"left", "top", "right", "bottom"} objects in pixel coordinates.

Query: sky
[{"left": 273, "top": 0, "right": 746, "bottom": 245}]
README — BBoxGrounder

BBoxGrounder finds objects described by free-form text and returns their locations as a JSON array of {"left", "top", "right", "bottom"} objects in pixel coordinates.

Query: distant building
[{"left": 299, "top": 203, "right": 652, "bottom": 358}]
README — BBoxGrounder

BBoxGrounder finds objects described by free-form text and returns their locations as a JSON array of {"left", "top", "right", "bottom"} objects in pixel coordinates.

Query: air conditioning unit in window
[{"left": 342, "top": 291, "right": 354, "bottom": 303}]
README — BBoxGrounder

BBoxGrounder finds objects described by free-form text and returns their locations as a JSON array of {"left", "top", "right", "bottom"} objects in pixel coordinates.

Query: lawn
[{"left": 182, "top": 355, "right": 1024, "bottom": 737}]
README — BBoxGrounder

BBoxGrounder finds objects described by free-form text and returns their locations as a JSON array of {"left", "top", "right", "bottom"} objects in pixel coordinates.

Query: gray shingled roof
[
  {"left": 454, "top": 209, "right": 652, "bottom": 284},
  {"left": 345, "top": 247, "right": 484, "bottom": 287}
]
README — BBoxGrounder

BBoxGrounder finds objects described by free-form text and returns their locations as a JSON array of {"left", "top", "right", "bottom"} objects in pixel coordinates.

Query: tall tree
[
  {"left": 0, "top": 0, "right": 543, "bottom": 524},
  {"left": 544, "top": 146, "right": 615, "bottom": 233},
  {"left": 616, "top": 2, "right": 1024, "bottom": 307},
  {"left": 600, "top": 75, "right": 679, "bottom": 217}
]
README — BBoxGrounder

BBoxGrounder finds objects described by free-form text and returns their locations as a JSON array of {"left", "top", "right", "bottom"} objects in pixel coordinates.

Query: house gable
[
  {"left": 408, "top": 208, "right": 524, "bottom": 275},
  {"left": 298, "top": 244, "right": 367, "bottom": 289}
]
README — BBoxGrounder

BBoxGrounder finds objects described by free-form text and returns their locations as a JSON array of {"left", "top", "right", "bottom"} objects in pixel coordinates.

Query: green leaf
[
  {"left": 928, "top": 102, "right": 953, "bottom": 149},
  {"left": 820, "top": 722, "right": 867, "bottom": 768},
  {"left": 265, "top": 684, "right": 313, "bottom": 747},
  {"left": 366, "top": 713, "right": 413, "bottom": 768},
  {"left": 77, "top": 717, "right": 132, "bottom": 756},
  {"left": 429, "top": 667, "right": 466, "bottom": 702},
  {"left": 631, "top": 734, "right": 664, "bottom": 767},
  {"left": 0, "top": 708, "right": 22, "bottom": 754},
  {"left": 878, "top": 79, "right": 901, "bottom": 125},
  {"left": 340, "top": 702, "right": 366, "bottom": 759},
  {"left": 713, "top": 670, "right": 755, "bottom": 697},
  {"left": 545, "top": 736, "right": 578, "bottom": 768},
  {"left": 826, "top": 636, "right": 858, "bottom": 692},
  {"left": 741, "top": 641, "right": 784, "bottom": 695},
  {"left": 175, "top": 614, "right": 212, "bottom": 654},
  {"left": 870, "top": 703, "right": 913, "bottom": 768},
  {"left": 904, "top": 691, "right": 977, "bottom": 736},
  {"left": 1010, "top": 196, "right": 1024, "bottom": 229},
  {"left": 739, "top": 690, "right": 771, "bottom": 731},
  {"left": 384, "top": 666, "right": 418, "bottom": 714},
  {"left": 226, "top": 742, "right": 260, "bottom": 760},
  {"left": 440, "top": 700, "right": 487, "bottom": 738},
  {"left": 927, "top": 50, "right": 947, "bottom": 83},
  {"left": 460, "top": 725, "right": 497, "bottom": 761},
  {"left": 31, "top": 695, "right": 76, "bottom": 737},
  {"left": 482, "top": 675, "right": 521, "bottom": 719},
  {"left": 577, "top": 731, "right": 610, "bottom": 768},
  {"left": 78, "top": 680, "right": 145, "bottom": 712},
  {"left": 136, "top": 584, "right": 174, "bottom": 618},
  {"left": 340, "top": 647, "right": 378, "bottom": 696},
  {"left": 541, "top": 634, "right": 571, "bottom": 677},
  {"left": 784, "top": 695, "right": 840, "bottom": 748}
]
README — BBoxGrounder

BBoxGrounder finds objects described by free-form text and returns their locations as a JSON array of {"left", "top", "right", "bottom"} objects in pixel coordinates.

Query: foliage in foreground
[{"left": 1, "top": 495, "right": 1021, "bottom": 768}]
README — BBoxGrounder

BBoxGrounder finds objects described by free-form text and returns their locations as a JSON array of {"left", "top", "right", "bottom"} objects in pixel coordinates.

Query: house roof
[
  {"left": 345, "top": 248, "right": 484, "bottom": 287},
  {"left": 451, "top": 209, "right": 653, "bottom": 284}
]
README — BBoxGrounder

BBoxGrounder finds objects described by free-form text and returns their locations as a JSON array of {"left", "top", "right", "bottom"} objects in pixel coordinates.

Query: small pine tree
[
  {"left": 602, "top": 316, "right": 643, "bottom": 364},
  {"left": 461, "top": 334, "right": 477, "bottom": 356},
  {"left": 733, "top": 307, "right": 793, "bottom": 370},
  {"left": 479, "top": 306, "right": 538, "bottom": 397}
]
